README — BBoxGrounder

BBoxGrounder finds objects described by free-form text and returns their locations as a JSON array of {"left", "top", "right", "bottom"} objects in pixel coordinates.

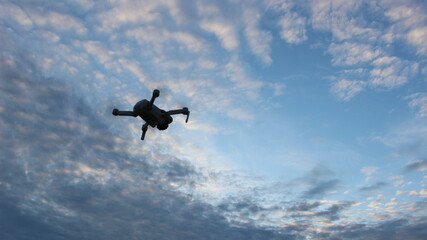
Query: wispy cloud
[
  {"left": 384, "top": 1, "right": 427, "bottom": 55},
  {"left": 328, "top": 42, "right": 381, "bottom": 66},
  {"left": 330, "top": 79, "right": 367, "bottom": 101},
  {"left": 269, "top": 0, "right": 308, "bottom": 44},
  {"left": 2, "top": 0, "right": 427, "bottom": 238},
  {"left": 361, "top": 167, "right": 378, "bottom": 181},
  {"left": 370, "top": 56, "right": 419, "bottom": 89},
  {"left": 312, "top": 0, "right": 423, "bottom": 101},
  {"left": 298, "top": 166, "right": 341, "bottom": 199},
  {"left": 200, "top": 19, "right": 239, "bottom": 51},
  {"left": 0, "top": 49, "right": 292, "bottom": 240},
  {"left": 359, "top": 181, "right": 388, "bottom": 192},
  {"left": 404, "top": 160, "right": 427, "bottom": 172},
  {"left": 406, "top": 93, "right": 427, "bottom": 118},
  {"left": 243, "top": 8, "right": 273, "bottom": 64},
  {"left": 311, "top": 0, "right": 370, "bottom": 41}
]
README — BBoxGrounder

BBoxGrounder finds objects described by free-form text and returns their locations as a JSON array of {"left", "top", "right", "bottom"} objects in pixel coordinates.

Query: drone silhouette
[{"left": 112, "top": 89, "right": 190, "bottom": 140}]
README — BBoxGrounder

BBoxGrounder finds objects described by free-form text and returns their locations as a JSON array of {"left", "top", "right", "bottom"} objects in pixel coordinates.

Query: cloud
[
  {"left": 269, "top": 0, "right": 308, "bottom": 44},
  {"left": 408, "top": 189, "right": 427, "bottom": 197},
  {"left": 361, "top": 166, "right": 378, "bottom": 181},
  {"left": 328, "top": 42, "right": 381, "bottom": 66},
  {"left": 96, "top": 0, "right": 182, "bottom": 30},
  {"left": 80, "top": 40, "right": 113, "bottom": 64},
  {"left": 0, "top": 46, "right": 296, "bottom": 240},
  {"left": 200, "top": 19, "right": 239, "bottom": 51},
  {"left": 404, "top": 160, "right": 427, "bottom": 172},
  {"left": 406, "top": 93, "right": 427, "bottom": 118},
  {"left": 359, "top": 181, "right": 388, "bottom": 192},
  {"left": 330, "top": 79, "right": 367, "bottom": 101},
  {"left": 126, "top": 27, "right": 206, "bottom": 54},
  {"left": 314, "top": 201, "right": 354, "bottom": 221},
  {"left": 407, "top": 26, "right": 427, "bottom": 55},
  {"left": 279, "top": 11, "right": 307, "bottom": 44},
  {"left": 2, "top": 1, "right": 427, "bottom": 238},
  {"left": 369, "top": 56, "right": 419, "bottom": 89},
  {"left": 287, "top": 201, "right": 321, "bottom": 212},
  {"left": 326, "top": 217, "right": 427, "bottom": 240},
  {"left": 32, "top": 11, "right": 88, "bottom": 35},
  {"left": 314, "top": 0, "right": 423, "bottom": 101},
  {"left": 243, "top": 8, "right": 273, "bottom": 64},
  {"left": 223, "top": 55, "right": 264, "bottom": 98},
  {"left": 310, "top": 0, "right": 372, "bottom": 41},
  {"left": 373, "top": 120, "right": 427, "bottom": 161},
  {"left": 298, "top": 166, "right": 341, "bottom": 199},
  {"left": 0, "top": 2, "right": 33, "bottom": 27},
  {"left": 384, "top": 1, "right": 427, "bottom": 55}
]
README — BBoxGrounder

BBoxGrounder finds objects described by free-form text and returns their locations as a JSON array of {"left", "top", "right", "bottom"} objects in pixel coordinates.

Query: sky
[{"left": 0, "top": 0, "right": 427, "bottom": 239}]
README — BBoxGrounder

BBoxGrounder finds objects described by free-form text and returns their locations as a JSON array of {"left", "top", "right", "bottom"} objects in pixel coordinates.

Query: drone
[{"left": 112, "top": 89, "right": 190, "bottom": 140}]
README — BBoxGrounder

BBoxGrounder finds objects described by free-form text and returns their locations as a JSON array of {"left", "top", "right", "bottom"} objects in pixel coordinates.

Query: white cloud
[
  {"left": 126, "top": 27, "right": 206, "bottom": 53},
  {"left": 200, "top": 19, "right": 239, "bottom": 51},
  {"left": 271, "top": 82, "right": 286, "bottom": 96},
  {"left": 243, "top": 8, "right": 273, "bottom": 64},
  {"left": 361, "top": 167, "right": 378, "bottom": 182},
  {"left": 81, "top": 41, "right": 113, "bottom": 64},
  {"left": 0, "top": 2, "right": 33, "bottom": 27},
  {"left": 406, "top": 93, "right": 427, "bottom": 118},
  {"left": 384, "top": 4, "right": 426, "bottom": 29},
  {"left": 385, "top": 198, "right": 398, "bottom": 207},
  {"left": 383, "top": 2, "right": 427, "bottom": 55},
  {"left": 223, "top": 55, "right": 264, "bottom": 99},
  {"left": 74, "top": 0, "right": 95, "bottom": 11},
  {"left": 386, "top": 5, "right": 418, "bottom": 22},
  {"left": 118, "top": 58, "right": 147, "bottom": 85},
  {"left": 372, "top": 56, "right": 396, "bottom": 66},
  {"left": 407, "top": 26, "right": 427, "bottom": 55},
  {"left": 0, "top": 3, "right": 87, "bottom": 34},
  {"left": 368, "top": 200, "right": 383, "bottom": 209},
  {"left": 181, "top": 119, "right": 219, "bottom": 134},
  {"left": 226, "top": 107, "right": 254, "bottom": 121},
  {"left": 40, "top": 31, "right": 60, "bottom": 43},
  {"left": 96, "top": 0, "right": 182, "bottom": 30},
  {"left": 311, "top": 0, "right": 375, "bottom": 41},
  {"left": 279, "top": 11, "right": 307, "bottom": 44},
  {"left": 269, "top": 0, "right": 307, "bottom": 44},
  {"left": 197, "top": 58, "right": 217, "bottom": 69},
  {"left": 172, "top": 32, "right": 206, "bottom": 52},
  {"left": 409, "top": 189, "right": 427, "bottom": 196},
  {"left": 369, "top": 57, "right": 418, "bottom": 89},
  {"left": 31, "top": 11, "right": 87, "bottom": 35},
  {"left": 390, "top": 176, "right": 404, "bottom": 187},
  {"left": 311, "top": 0, "right": 424, "bottom": 102},
  {"left": 328, "top": 42, "right": 381, "bottom": 66},
  {"left": 196, "top": 0, "right": 221, "bottom": 17},
  {"left": 164, "top": 78, "right": 232, "bottom": 114},
  {"left": 330, "top": 79, "right": 366, "bottom": 101},
  {"left": 153, "top": 57, "right": 193, "bottom": 70}
]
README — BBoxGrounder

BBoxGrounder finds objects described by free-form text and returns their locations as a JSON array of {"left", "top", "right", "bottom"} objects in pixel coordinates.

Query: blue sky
[{"left": 1, "top": 0, "right": 427, "bottom": 239}]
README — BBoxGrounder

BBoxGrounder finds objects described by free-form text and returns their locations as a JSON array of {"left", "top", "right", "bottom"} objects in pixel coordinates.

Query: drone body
[{"left": 112, "top": 89, "right": 190, "bottom": 140}]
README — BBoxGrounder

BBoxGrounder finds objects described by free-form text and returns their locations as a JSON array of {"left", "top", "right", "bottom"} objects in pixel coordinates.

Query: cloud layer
[{"left": 1, "top": 0, "right": 427, "bottom": 239}]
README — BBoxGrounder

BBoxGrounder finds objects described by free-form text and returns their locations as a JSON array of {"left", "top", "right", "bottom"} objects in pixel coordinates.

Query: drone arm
[
  {"left": 112, "top": 109, "right": 138, "bottom": 117},
  {"left": 141, "top": 122, "right": 149, "bottom": 140},
  {"left": 166, "top": 109, "right": 186, "bottom": 115},
  {"left": 149, "top": 89, "right": 160, "bottom": 110},
  {"left": 166, "top": 107, "right": 190, "bottom": 123}
]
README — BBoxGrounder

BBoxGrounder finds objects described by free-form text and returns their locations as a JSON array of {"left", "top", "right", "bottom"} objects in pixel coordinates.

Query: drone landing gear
[{"left": 141, "top": 122, "right": 149, "bottom": 140}]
